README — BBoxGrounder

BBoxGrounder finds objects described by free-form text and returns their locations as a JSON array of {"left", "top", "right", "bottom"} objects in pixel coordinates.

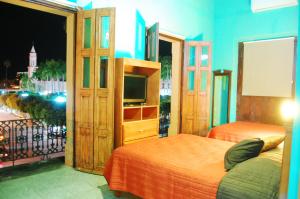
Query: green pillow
[{"left": 224, "top": 138, "right": 264, "bottom": 170}]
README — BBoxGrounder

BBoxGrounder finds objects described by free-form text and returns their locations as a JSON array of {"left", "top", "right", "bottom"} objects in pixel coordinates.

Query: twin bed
[{"left": 104, "top": 121, "right": 286, "bottom": 199}]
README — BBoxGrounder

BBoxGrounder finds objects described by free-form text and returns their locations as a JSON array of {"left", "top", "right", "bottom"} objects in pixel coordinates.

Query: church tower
[{"left": 28, "top": 45, "right": 38, "bottom": 78}]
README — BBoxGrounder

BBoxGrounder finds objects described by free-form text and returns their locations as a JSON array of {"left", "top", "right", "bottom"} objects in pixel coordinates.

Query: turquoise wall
[
  {"left": 288, "top": 5, "right": 300, "bottom": 198},
  {"left": 69, "top": 0, "right": 300, "bottom": 196},
  {"left": 213, "top": 0, "right": 298, "bottom": 122},
  {"left": 93, "top": 0, "right": 214, "bottom": 39},
  {"left": 68, "top": 0, "right": 92, "bottom": 9},
  {"left": 93, "top": 0, "right": 214, "bottom": 58},
  {"left": 213, "top": 1, "right": 299, "bottom": 197}
]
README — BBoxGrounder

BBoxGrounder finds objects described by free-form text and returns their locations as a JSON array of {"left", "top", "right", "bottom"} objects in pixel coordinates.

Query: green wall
[{"left": 213, "top": 0, "right": 298, "bottom": 122}]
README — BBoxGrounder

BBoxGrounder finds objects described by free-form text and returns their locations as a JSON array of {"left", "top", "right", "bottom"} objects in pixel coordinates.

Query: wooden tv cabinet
[{"left": 114, "top": 58, "right": 161, "bottom": 147}]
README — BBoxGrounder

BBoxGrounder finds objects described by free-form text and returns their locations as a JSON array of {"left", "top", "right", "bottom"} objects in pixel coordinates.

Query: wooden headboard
[{"left": 236, "top": 43, "right": 295, "bottom": 131}]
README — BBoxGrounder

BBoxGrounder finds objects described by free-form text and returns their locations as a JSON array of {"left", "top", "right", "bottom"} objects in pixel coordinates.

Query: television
[{"left": 124, "top": 74, "right": 147, "bottom": 103}]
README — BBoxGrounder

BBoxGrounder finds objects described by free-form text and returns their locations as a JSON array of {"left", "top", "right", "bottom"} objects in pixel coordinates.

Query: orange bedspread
[
  {"left": 207, "top": 121, "right": 286, "bottom": 143},
  {"left": 104, "top": 134, "right": 234, "bottom": 199}
]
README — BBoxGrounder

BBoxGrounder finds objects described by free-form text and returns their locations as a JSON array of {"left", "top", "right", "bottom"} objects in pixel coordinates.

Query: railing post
[{"left": 12, "top": 120, "right": 14, "bottom": 167}]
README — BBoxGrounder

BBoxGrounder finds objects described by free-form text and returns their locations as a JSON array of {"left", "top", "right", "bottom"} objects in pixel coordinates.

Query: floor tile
[{"left": 0, "top": 158, "right": 137, "bottom": 199}]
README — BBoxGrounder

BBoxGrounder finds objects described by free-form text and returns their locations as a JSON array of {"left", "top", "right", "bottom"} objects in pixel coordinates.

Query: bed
[
  {"left": 207, "top": 121, "right": 286, "bottom": 143},
  {"left": 104, "top": 122, "right": 285, "bottom": 199},
  {"left": 104, "top": 134, "right": 234, "bottom": 198}
]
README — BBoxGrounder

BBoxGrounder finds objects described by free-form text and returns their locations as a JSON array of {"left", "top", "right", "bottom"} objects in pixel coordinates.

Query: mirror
[{"left": 212, "top": 70, "right": 231, "bottom": 127}]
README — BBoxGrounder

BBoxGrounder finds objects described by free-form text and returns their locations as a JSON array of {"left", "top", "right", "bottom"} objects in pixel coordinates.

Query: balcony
[{"left": 0, "top": 117, "right": 137, "bottom": 199}]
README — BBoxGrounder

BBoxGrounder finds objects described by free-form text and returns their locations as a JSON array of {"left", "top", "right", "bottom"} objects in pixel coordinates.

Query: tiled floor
[{"left": 0, "top": 158, "right": 137, "bottom": 199}]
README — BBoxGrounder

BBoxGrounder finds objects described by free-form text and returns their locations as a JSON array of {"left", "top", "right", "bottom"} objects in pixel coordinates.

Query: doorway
[
  {"left": 159, "top": 33, "right": 183, "bottom": 137},
  {"left": 0, "top": 0, "right": 75, "bottom": 167},
  {"left": 159, "top": 40, "right": 172, "bottom": 137}
]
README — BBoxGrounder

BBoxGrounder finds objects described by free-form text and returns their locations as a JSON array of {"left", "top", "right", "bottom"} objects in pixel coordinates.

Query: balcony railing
[
  {"left": 159, "top": 113, "right": 170, "bottom": 137},
  {"left": 0, "top": 118, "right": 66, "bottom": 167}
]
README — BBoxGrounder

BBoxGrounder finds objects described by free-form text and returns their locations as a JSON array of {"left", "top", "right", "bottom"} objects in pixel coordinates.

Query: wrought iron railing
[
  {"left": 159, "top": 113, "right": 170, "bottom": 137},
  {"left": 0, "top": 118, "right": 66, "bottom": 167}
]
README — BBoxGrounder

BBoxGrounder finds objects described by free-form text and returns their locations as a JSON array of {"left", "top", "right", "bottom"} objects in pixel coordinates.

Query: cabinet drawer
[
  {"left": 123, "top": 120, "right": 158, "bottom": 142},
  {"left": 124, "top": 135, "right": 158, "bottom": 145}
]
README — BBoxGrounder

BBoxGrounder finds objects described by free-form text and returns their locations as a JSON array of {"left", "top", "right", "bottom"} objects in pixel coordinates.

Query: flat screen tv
[{"left": 124, "top": 74, "right": 147, "bottom": 103}]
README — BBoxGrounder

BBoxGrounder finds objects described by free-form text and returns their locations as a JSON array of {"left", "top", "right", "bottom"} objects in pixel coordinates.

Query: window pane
[
  {"left": 100, "top": 56, "right": 108, "bottom": 88},
  {"left": 201, "top": 46, "right": 209, "bottom": 67},
  {"left": 101, "top": 16, "right": 110, "bottom": 48},
  {"left": 84, "top": 18, "right": 91, "bottom": 48},
  {"left": 83, "top": 57, "right": 90, "bottom": 88},
  {"left": 200, "top": 71, "right": 208, "bottom": 92},
  {"left": 188, "top": 71, "right": 195, "bottom": 91},
  {"left": 189, "top": 46, "right": 196, "bottom": 66}
]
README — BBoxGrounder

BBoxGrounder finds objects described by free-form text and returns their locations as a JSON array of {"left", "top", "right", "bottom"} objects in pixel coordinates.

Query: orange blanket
[
  {"left": 207, "top": 121, "right": 286, "bottom": 143},
  {"left": 104, "top": 134, "right": 234, "bottom": 199}
]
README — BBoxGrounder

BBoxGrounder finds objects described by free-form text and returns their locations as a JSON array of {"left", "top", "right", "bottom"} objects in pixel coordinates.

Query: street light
[
  {"left": 54, "top": 95, "right": 66, "bottom": 103},
  {"left": 20, "top": 93, "right": 29, "bottom": 97}
]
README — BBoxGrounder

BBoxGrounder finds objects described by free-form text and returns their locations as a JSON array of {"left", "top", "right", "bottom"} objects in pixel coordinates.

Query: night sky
[{"left": 0, "top": 2, "right": 66, "bottom": 80}]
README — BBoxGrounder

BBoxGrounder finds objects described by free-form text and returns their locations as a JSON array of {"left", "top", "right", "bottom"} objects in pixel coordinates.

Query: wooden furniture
[
  {"left": 114, "top": 58, "right": 161, "bottom": 147},
  {"left": 181, "top": 42, "right": 212, "bottom": 136},
  {"left": 75, "top": 8, "right": 115, "bottom": 174}
]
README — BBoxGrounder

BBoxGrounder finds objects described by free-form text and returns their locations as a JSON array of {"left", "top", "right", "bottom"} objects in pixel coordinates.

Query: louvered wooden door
[
  {"left": 181, "top": 42, "right": 211, "bottom": 136},
  {"left": 75, "top": 8, "right": 115, "bottom": 174}
]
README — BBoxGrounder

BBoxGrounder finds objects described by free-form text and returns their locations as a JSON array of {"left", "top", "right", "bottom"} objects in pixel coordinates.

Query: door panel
[
  {"left": 181, "top": 42, "right": 211, "bottom": 136},
  {"left": 75, "top": 10, "right": 95, "bottom": 171},
  {"left": 75, "top": 8, "right": 115, "bottom": 174},
  {"left": 197, "top": 43, "right": 211, "bottom": 136},
  {"left": 147, "top": 23, "right": 159, "bottom": 61},
  {"left": 93, "top": 8, "right": 115, "bottom": 173},
  {"left": 181, "top": 42, "right": 198, "bottom": 134}
]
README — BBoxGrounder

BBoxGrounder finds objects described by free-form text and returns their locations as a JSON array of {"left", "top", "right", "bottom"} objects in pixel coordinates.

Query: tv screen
[{"left": 124, "top": 74, "right": 147, "bottom": 103}]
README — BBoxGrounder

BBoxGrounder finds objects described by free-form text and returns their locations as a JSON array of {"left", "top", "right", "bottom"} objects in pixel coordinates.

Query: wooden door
[
  {"left": 75, "top": 10, "right": 96, "bottom": 171},
  {"left": 147, "top": 23, "right": 159, "bottom": 61},
  {"left": 181, "top": 42, "right": 211, "bottom": 136},
  {"left": 75, "top": 8, "right": 115, "bottom": 174},
  {"left": 93, "top": 8, "right": 115, "bottom": 173}
]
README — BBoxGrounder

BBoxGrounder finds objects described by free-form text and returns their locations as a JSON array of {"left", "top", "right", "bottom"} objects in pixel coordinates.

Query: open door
[
  {"left": 181, "top": 42, "right": 211, "bottom": 136},
  {"left": 147, "top": 22, "right": 159, "bottom": 61},
  {"left": 75, "top": 8, "right": 115, "bottom": 174}
]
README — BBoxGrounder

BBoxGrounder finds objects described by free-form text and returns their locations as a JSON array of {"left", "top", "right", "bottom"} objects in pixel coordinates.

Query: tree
[
  {"left": 20, "top": 73, "right": 35, "bottom": 91},
  {"left": 159, "top": 56, "right": 172, "bottom": 80},
  {"left": 3, "top": 60, "right": 11, "bottom": 87},
  {"left": 36, "top": 59, "right": 66, "bottom": 92}
]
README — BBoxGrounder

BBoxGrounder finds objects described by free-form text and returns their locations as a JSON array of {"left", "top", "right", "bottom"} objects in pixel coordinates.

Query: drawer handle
[{"left": 139, "top": 130, "right": 144, "bottom": 133}]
